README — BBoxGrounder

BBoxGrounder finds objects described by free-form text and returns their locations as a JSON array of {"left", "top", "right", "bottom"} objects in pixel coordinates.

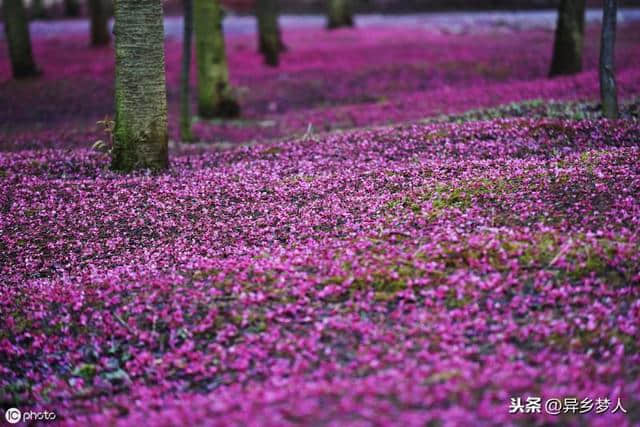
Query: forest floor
[
  {"left": 1, "top": 13, "right": 640, "bottom": 150},
  {"left": 1, "top": 17, "right": 640, "bottom": 426}
]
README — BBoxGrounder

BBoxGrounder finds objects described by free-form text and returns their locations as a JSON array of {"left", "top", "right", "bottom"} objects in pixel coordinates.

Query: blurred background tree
[
  {"left": 180, "top": 0, "right": 194, "bottom": 141},
  {"left": 327, "top": 0, "right": 353, "bottom": 28},
  {"left": 88, "top": 0, "right": 110, "bottom": 46},
  {"left": 256, "top": 0, "right": 283, "bottom": 66},
  {"left": 3, "top": 0, "right": 39, "bottom": 78},
  {"left": 63, "top": 0, "right": 79, "bottom": 16},
  {"left": 30, "top": 0, "right": 48, "bottom": 19},
  {"left": 549, "top": 0, "right": 586, "bottom": 76},
  {"left": 194, "top": 0, "right": 239, "bottom": 118}
]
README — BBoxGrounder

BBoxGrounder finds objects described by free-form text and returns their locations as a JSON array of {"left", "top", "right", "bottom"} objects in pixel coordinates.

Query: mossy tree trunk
[
  {"left": 194, "top": 0, "right": 239, "bottom": 118},
  {"left": 63, "top": 0, "right": 81, "bottom": 17},
  {"left": 257, "top": 0, "right": 284, "bottom": 67},
  {"left": 549, "top": 0, "right": 586, "bottom": 76},
  {"left": 88, "top": 0, "right": 111, "bottom": 46},
  {"left": 327, "top": 0, "right": 353, "bottom": 29},
  {"left": 600, "top": 0, "right": 619, "bottom": 119},
  {"left": 3, "top": 0, "right": 39, "bottom": 78},
  {"left": 111, "top": 0, "right": 169, "bottom": 172},
  {"left": 180, "top": 0, "right": 194, "bottom": 141}
]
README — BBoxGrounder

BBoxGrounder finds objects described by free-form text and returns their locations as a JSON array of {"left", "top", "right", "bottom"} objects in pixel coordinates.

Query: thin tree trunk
[
  {"left": 180, "top": 0, "right": 194, "bottom": 141},
  {"left": 63, "top": 0, "right": 81, "bottom": 17},
  {"left": 88, "top": 0, "right": 111, "bottom": 46},
  {"left": 327, "top": 0, "right": 353, "bottom": 29},
  {"left": 549, "top": 0, "right": 586, "bottom": 76},
  {"left": 3, "top": 0, "right": 39, "bottom": 78},
  {"left": 111, "top": 0, "right": 169, "bottom": 172},
  {"left": 257, "top": 0, "right": 283, "bottom": 66},
  {"left": 600, "top": 0, "right": 619, "bottom": 119},
  {"left": 194, "top": 0, "right": 239, "bottom": 118}
]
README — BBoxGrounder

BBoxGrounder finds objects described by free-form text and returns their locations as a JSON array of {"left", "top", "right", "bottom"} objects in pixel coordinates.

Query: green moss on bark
[
  {"left": 194, "top": 0, "right": 240, "bottom": 118},
  {"left": 111, "top": 0, "right": 169, "bottom": 172}
]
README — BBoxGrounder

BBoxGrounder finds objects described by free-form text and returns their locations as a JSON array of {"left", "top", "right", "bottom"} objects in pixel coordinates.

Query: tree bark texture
[
  {"left": 600, "top": 0, "right": 619, "bottom": 119},
  {"left": 111, "top": 0, "right": 169, "bottom": 171}
]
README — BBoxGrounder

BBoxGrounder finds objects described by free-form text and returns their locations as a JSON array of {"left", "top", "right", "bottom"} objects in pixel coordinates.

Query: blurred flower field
[{"left": 1, "top": 20, "right": 640, "bottom": 149}]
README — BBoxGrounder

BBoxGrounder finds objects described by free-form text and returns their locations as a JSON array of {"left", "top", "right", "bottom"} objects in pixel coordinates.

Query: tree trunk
[
  {"left": 63, "top": 0, "right": 81, "bottom": 17},
  {"left": 549, "top": 0, "right": 586, "bottom": 76},
  {"left": 327, "top": 0, "right": 353, "bottom": 29},
  {"left": 88, "top": 0, "right": 111, "bottom": 46},
  {"left": 3, "top": 0, "right": 39, "bottom": 78},
  {"left": 257, "top": 0, "right": 283, "bottom": 66},
  {"left": 194, "top": 0, "right": 239, "bottom": 118},
  {"left": 30, "top": 0, "right": 48, "bottom": 19},
  {"left": 111, "top": 0, "right": 169, "bottom": 172},
  {"left": 600, "top": 0, "right": 619, "bottom": 119},
  {"left": 180, "top": 0, "right": 194, "bottom": 141}
]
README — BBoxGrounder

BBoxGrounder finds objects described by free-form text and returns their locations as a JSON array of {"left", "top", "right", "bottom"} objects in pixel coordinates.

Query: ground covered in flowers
[
  {"left": 1, "top": 19, "right": 640, "bottom": 150},
  {"left": 1, "top": 18, "right": 640, "bottom": 427}
]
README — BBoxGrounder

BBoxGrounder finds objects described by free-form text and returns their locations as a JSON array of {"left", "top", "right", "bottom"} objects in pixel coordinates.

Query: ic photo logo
[
  {"left": 4, "top": 407, "right": 57, "bottom": 424},
  {"left": 4, "top": 408, "right": 21, "bottom": 424}
]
